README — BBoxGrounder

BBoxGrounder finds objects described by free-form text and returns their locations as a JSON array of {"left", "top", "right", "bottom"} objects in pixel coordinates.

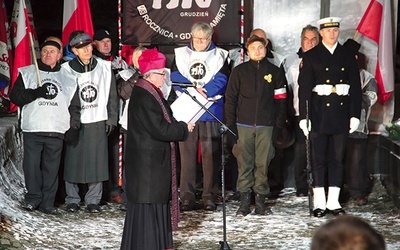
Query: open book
[{"left": 171, "top": 87, "right": 216, "bottom": 123}]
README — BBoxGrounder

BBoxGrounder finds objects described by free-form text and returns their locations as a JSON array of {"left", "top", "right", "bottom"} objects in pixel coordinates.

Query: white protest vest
[
  {"left": 62, "top": 59, "right": 112, "bottom": 124},
  {"left": 174, "top": 46, "right": 228, "bottom": 88},
  {"left": 20, "top": 65, "right": 77, "bottom": 133}
]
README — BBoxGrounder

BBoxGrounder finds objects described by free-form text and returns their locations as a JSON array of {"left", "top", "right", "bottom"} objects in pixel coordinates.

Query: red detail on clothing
[{"left": 274, "top": 93, "right": 287, "bottom": 100}]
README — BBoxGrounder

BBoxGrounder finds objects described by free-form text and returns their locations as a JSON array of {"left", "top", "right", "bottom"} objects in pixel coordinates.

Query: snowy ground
[
  {"left": 1, "top": 181, "right": 400, "bottom": 249},
  {"left": 1, "top": 116, "right": 400, "bottom": 249}
]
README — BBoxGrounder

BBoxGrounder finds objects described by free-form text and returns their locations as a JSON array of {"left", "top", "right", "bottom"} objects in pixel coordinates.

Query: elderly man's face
[
  {"left": 247, "top": 41, "right": 266, "bottom": 61},
  {"left": 40, "top": 45, "right": 62, "bottom": 68},
  {"left": 93, "top": 38, "right": 112, "bottom": 56},
  {"left": 301, "top": 30, "right": 319, "bottom": 52},
  {"left": 72, "top": 44, "right": 93, "bottom": 64},
  {"left": 191, "top": 29, "right": 211, "bottom": 52}
]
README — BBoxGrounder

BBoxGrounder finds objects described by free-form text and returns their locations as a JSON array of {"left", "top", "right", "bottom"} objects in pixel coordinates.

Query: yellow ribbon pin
[{"left": 264, "top": 74, "right": 272, "bottom": 83}]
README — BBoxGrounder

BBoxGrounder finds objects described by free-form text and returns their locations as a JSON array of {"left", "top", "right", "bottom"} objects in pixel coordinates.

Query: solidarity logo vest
[
  {"left": 19, "top": 65, "right": 77, "bottom": 133},
  {"left": 62, "top": 59, "right": 112, "bottom": 124}
]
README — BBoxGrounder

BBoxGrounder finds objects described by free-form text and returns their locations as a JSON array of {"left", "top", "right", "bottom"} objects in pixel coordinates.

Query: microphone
[{"left": 171, "top": 82, "right": 195, "bottom": 88}]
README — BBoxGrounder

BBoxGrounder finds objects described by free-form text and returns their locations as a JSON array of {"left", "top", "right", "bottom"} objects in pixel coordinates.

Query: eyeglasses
[
  {"left": 153, "top": 72, "right": 166, "bottom": 76},
  {"left": 192, "top": 37, "right": 210, "bottom": 43}
]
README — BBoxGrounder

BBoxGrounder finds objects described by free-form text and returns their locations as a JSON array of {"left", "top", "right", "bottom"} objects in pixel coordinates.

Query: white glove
[
  {"left": 314, "top": 85, "right": 332, "bottom": 96},
  {"left": 299, "top": 119, "right": 312, "bottom": 137},
  {"left": 335, "top": 84, "right": 350, "bottom": 96},
  {"left": 349, "top": 117, "right": 360, "bottom": 133}
]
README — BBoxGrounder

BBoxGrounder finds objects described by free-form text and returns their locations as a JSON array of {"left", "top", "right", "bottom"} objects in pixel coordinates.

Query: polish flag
[
  {"left": 0, "top": 0, "right": 12, "bottom": 97},
  {"left": 62, "top": 0, "right": 94, "bottom": 46},
  {"left": 356, "top": 0, "right": 394, "bottom": 105},
  {"left": 9, "top": 0, "right": 37, "bottom": 113}
]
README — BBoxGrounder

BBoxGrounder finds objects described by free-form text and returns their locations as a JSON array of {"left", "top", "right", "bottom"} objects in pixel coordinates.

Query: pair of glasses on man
[
  {"left": 153, "top": 71, "right": 166, "bottom": 76},
  {"left": 192, "top": 37, "right": 210, "bottom": 43}
]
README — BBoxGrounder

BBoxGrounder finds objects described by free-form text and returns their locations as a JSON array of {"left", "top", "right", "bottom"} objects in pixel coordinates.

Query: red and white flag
[
  {"left": 62, "top": 0, "right": 94, "bottom": 46},
  {"left": 356, "top": 0, "right": 394, "bottom": 105},
  {"left": 9, "top": 0, "right": 38, "bottom": 113},
  {"left": 0, "top": 0, "right": 12, "bottom": 97}
]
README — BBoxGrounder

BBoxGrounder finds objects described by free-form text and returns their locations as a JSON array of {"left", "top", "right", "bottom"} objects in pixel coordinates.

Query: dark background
[
  {"left": 3, "top": 0, "right": 400, "bottom": 118},
  {"left": 4, "top": 0, "right": 120, "bottom": 52}
]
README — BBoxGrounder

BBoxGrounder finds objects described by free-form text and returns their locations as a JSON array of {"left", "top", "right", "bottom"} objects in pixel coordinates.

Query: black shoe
[
  {"left": 66, "top": 203, "right": 80, "bottom": 213},
  {"left": 236, "top": 192, "right": 251, "bottom": 216},
  {"left": 327, "top": 208, "right": 345, "bottom": 216},
  {"left": 181, "top": 200, "right": 195, "bottom": 211},
  {"left": 203, "top": 200, "right": 216, "bottom": 211},
  {"left": 313, "top": 208, "right": 326, "bottom": 218},
  {"left": 228, "top": 191, "right": 240, "bottom": 201},
  {"left": 39, "top": 207, "right": 60, "bottom": 215},
  {"left": 21, "top": 202, "right": 36, "bottom": 212},
  {"left": 86, "top": 204, "right": 101, "bottom": 213}
]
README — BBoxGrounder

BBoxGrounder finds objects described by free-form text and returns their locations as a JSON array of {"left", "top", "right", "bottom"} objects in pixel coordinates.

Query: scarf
[{"left": 135, "top": 79, "right": 180, "bottom": 231}]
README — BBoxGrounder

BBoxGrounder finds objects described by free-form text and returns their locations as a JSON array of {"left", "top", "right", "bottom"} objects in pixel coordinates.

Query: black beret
[{"left": 40, "top": 41, "right": 61, "bottom": 51}]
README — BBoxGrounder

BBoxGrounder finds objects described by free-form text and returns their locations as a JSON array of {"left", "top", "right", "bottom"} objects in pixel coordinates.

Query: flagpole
[
  {"left": 117, "top": 0, "right": 124, "bottom": 187},
  {"left": 353, "top": 30, "right": 358, "bottom": 40},
  {"left": 28, "top": 31, "right": 41, "bottom": 87}
]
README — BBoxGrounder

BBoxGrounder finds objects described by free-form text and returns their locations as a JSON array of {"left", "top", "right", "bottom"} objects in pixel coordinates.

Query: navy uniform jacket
[{"left": 298, "top": 42, "right": 362, "bottom": 134}]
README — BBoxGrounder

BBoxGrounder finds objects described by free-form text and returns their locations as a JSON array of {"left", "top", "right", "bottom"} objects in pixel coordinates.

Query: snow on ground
[
  {"left": 1, "top": 117, "right": 400, "bottom": 249},
  {"left": 1, "top": 181, "right": 400, "bottom": 249}
]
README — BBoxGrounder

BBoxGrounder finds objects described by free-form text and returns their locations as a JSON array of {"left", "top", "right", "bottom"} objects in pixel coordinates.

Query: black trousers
[
  {"left": 22, "top": 132, "right": 63, "bottom": 209},
  {"left": 293, "top": 117, "right": 308, "bottom": 193},
  {"left": 310, "top": 132, "right": 347, "bottom": 187},
  {"left": 344, "top": 138, "right": 371, "bottom": 198}
]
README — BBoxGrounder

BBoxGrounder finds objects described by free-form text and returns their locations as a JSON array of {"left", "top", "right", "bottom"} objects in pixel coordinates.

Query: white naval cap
[{"left": 316, "top": 17, "right": 342, "bottom": 29}]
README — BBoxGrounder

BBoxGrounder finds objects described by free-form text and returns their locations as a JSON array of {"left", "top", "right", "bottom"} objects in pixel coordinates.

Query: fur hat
[{"left": 138, "top": 48, "right": 166, "bottom": 75}]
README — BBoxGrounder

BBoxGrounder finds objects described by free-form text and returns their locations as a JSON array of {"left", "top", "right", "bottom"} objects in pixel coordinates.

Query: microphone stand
[{"left": 182, "top": 88, "right": 235, "bottom": 250}]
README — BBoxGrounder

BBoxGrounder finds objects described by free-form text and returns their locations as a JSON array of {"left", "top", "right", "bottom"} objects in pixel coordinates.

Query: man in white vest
[
  {"left": 10, "top": 40, "right": 80, "bottom": 215},
  {"left": 62, "top": 32, "right": 118, "bottom": 213},
  {"left": 92, "top": 28, "right": 128, "bottom": 205},
  {"left": 171, "top": 22, "right": 229, "bottom": 211}
]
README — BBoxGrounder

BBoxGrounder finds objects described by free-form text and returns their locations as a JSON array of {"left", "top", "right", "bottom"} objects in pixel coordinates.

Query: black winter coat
[
  {"left": 225, "top": 58, "right": 287, "bottom": 128},
  {"left": 125, "top": 79, "right": 188, "bottom": 204}
]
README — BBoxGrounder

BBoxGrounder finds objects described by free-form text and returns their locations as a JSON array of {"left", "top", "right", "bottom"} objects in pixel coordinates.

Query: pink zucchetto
[{"left": 138, "top": 48, "right": 166, "bottom": 75}]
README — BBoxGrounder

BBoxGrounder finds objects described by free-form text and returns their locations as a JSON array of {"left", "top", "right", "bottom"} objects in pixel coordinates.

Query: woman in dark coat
[{"left": 120, "top": 48, "right": 195, "bottom": 250}]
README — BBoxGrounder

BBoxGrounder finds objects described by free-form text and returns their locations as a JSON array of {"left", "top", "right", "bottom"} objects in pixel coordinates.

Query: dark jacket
[
  {"left": 225, "top": 57, "right": 287, "bottom": 128},
  {"left": 125, "top": 79, "right": 188, "bottom": 204},
  {"left": 298, "top": 42, "right": 362, "bottom": 134}
]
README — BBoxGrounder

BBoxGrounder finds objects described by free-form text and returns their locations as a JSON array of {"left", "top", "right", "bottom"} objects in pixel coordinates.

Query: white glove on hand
[
  {"left": 299, "top": 119, "right": 312, "bottom": 137},
  {"left": 349, "top": 117, "right": 360, "bottom": 134},
  {"left": 335, "top": 84, "right": 350, "bottom": 96}
]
